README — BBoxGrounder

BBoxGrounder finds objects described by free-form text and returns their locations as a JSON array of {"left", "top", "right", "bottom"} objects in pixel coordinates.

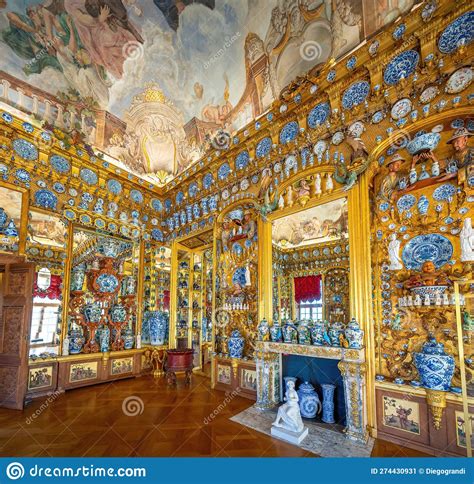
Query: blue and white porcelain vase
[
  {"left": 141, "top": 313, "right": 150, "bottom": 344},
  {"left": 83, "top": 302, "right": 101, "bottom": 323},
  {"left": 110, "top": 304, "right": 127, "bottom": 323},
  {"left": 98, "top": 325, "right": 110, "bottom": 353},
  {"left": 228, "top": 329, "right": 245, "bottom": 358},
  {"left": 282, "top": 320, "right": 298, "bottom": 344},
  {"left": 345, "top": 318, "right": 364, "bottom": 349},
  {"left": 0, "top": 208, "right": 7, "bottom": 228},
  {"left": 123, "top": 327, "right": 134, "bottom": 349},
  {"left": 257, "top": 318, "right": 270, "bottom": 341},
  {"left": 417, "top": 195, "right": 429, "bottom": 216},
  {"left": 413, "top": 337, "right": 455, "bottom": 391},
  {"left": 321, "top": 383, "right": 336, "bottom": 424},
  {"left": 69, "top": 327, "right": 85, "bottom": 354},
  {"left": 297, "top": 320, "right": 311, "bottom": 345},
  {"left": 310, "top": 320, "right": 326, "bottom": 346},
  {"left": 147, "top": 311, "right": 167, "bottom": 346},
  {"left": 270, "top": 320, "right": 282, "bottom": 342},
  {"left": 297, "top": 381, "right": 321, "bottom": 418},
  {"left": 70, "top": 265, "right": 86, "bottom": 292},
  {"left": 328, "top": 322, "right": 345, "bottom": 346}
]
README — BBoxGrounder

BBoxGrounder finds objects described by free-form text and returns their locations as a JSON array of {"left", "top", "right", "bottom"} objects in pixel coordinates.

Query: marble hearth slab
[{"left": 230, "top": 406, "right": 374, "bottom": 457}]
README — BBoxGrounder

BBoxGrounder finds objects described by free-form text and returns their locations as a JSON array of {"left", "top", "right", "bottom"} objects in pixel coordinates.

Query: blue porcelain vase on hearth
[
  {"left": 321, "top": 383, "right": 336, "bottom": 424},
  {"left": 282, "top": 320, "right": 298, "bottom": 344},
  {"left": 345, "top": 318, "right": 364, "bottom": 349},
  {"left": 297, "top": 320, "right": 311, "bottom": 345},
  {"left": 228, "top": 330, "right": 245, "bottom": 358},
  {"left": 257, "top": 318, "right": 270, "bottom": 341},
  {"left": 413, "top": 337, "right": 455, "bottom": 391},
  {"left": 297, "top": 381, "right": 322, "bottom": 418},
  {"left": 310, "top": 320, "right": 325, "bottom": 346},
  {"left": 328, "top": 321, "right": 345, "bottom": 346}
]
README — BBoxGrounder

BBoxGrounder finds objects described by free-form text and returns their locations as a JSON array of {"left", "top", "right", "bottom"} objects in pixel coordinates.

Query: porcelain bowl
[{"left": 406, "top": 132, "right": 441, "bottom": 155}]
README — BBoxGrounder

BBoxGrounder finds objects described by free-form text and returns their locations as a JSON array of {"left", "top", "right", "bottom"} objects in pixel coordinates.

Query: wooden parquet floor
[{"left": 0, "top": 375, "right": 429, "bottom": 457}]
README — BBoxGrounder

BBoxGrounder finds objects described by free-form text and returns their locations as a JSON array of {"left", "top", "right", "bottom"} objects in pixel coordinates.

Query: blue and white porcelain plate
[
  {"left": 107, "top": 179, "right": 122, "bottom": 195},
  {"left": 218, "top": 162, "right": 231, "bottom": 180},
  {"left": 341, "top": 81, "right": 370, "bottom": 110},
  {"left": 22, "top": 122, "right": 34, "bottom": 133},
  {"left": 332, "top": 131, "right": 344, "bottom": 145},
  {"left": 313, "top": 140, "right": 327, "bottom": 157},
  {"left": 402, "top": 233, "right": 453, "bottom": 270},
  {"left": 348, "top": 121, "right": 365, "bottom": 138},
  {"left": 383, "top": 50, "right": 419, "bottom": 85},
  {"left": 346, "top": 55, "right": 357, "bottom": 70},
  {"left": 391, "top": 98, "right": 412, "bottom": 120},
  {"left": 1, "top": 112, "right": 13, "bottom": 123},
  {"left": 151, "top": 198, "right": 163, "bottom": 212},
  {"left": 13, "top": 138, "right": 38, "bottom": 160},
  {"left": 235, "top": 150, "right": 250, "bottom": 170},
  {"left": 433, "top": 183, "right": 456, "bottom": 201},
  {"left": 80, "top": 168, "right": 98, "bottom": 186},
  {"left": 52, "top": 182, "right": 65, "bottom": 193},
  {"left": 279, "top": 121, "right": 299, "bottom": 144},
  {"left": 438, "top": 11, "right": 474, "bottom": 54},
  {"left": 96, "top": 273, "right": 119, "bottom": 293},
  {"left": 256, "top": 137, "right": 272, "bottom": 158},
  {"left": 392, "top": 23, "right": 406, "bottom": 41},
  {"left": 371, "top": 111, "right": 384, "bottom": 124},
  {"left": 15, "top": 168, "right": 30, "bottom": 183},
  {"left": 130, "top": 189, "right": 143, "bottom": 204},
  {"left": 50, "top": 155, "right": 70, "bottom": 173},
  {"left": 307, "top": 102, "right": 330, "bottom": 128},
  {"left": 34, "top": 189, "right": 57, "bottom": 209}
]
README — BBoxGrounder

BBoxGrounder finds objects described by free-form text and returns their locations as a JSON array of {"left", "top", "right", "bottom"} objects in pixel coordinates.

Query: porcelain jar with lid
[
  {"left": 270, "top": 320, "right": 282, "bottom": 342},
  {"left": 147, "top": 311, "right": 167, "bottom": 346},
  {"left": 82, "top": 302, "right": 101, "bottom": 323},
  {"left": 123, "top": 327, "right": 134, "bottom": 349},
  {"left": 297, "top": 381, "right": 322, "bottom": 418},
  {"left": 69, "top": 327, "right": 85, "bottom": 354},
  {"left": 297, "top": 320, "right": 311, "bottom": 345},
  {"left": 413, "top": 337, "right": 455, "bottom": 391},
  {"left": 328, "top": 321, "right": 345, "bottom": 346},
  {"left": 257, "top": 318, "right": 270, "bottom": 341},
  {"left": 70, "top": 264, "right": 86, "bottom": 292},
  {"left": 282, "top": 320, "right": 298, "bottom": 344},
  {"left": 97, "top": 325, "right": 110, "bottom": 352},
  {"left": 345, "top": 318, "right": 364, "bottom": 349},
  {"left": 310, "top": 320, "right": 325, "bottom": 346},
  {"left": 228, "top": 329, "right": 245, "bottom": 358}
]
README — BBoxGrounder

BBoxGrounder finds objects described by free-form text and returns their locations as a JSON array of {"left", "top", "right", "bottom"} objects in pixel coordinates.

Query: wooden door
[{"left": 0, "top": 262, "right": 34, "bottom": 409}]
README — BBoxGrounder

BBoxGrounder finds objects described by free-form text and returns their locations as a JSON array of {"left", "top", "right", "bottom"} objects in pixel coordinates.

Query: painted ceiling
[
  {"left": 272, "top": 198, "right": 348, "bottom": 248},
  {"left": 0, "top": 0, "right": 416, "bottom": 185}
]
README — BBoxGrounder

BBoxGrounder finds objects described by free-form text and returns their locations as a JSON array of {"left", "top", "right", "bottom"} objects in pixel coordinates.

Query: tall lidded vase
[
  {"left": 270, "top": 320, "right": 282, "bottom": 342},
  {"left": 257, "top": 318, "right": 270, "bottom": 341},
  {"left": 310, "top": 320, "right": 325, "bottom": 346},
  {"left": 297, "top": 381, "right": 322, "bottom": 418},
  {"left": 147, "top": 311, "right": 167, "bottom": 346},
  {"left": 70, "top": 264, "right": 86, "bottom": 292},
  {"left": 69, "top": 327, "right": 85, "bottom": 354},
  {"left": 321, "top": 383, "right": 336, "bottom": 424},
  {"left": 228, "top": 330, "right": 245, "bottom": 358},
  {"left": 345, "top": 318, "right": 364, "bottom": 349}
]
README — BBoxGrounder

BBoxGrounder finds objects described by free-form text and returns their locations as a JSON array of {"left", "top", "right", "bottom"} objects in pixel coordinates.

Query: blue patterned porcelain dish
[
  {"left": 433, "top": 183, "right": 456, "bottom": 201},
  {"left": 80, "top": 168, "right": 98, "bottom": 186},
  {"left": 414, "top": 338, "right": 455, "bottom": 391},
  {"left": 1, "top": 112, "right": 13, "bottom": 123},
  {"left": 438, "top": 11, "right": 474, "bottom": 54},
  {"left": 256, "top": 137, "right": 272, "bottom": 158},
  {"left": 13, "top": 138, "right": 38, "bottom": 160},
  {"left": 279, "top": 121, "right": 299, "bottom": 144},
  {"left": 396, "top": 194, "right": 416, "bottom": 212},
  {"left": 402, "top": 233, "right": 453, "bottom": 270},
  {"left": 307, "top": 102, "right": 330, "bottom": 128},
  {"left": 50, "top": 155, "right": 70, "bottom": 173},
  {"left": 130, "top": 189, "right": 143, "bottom": 204},
  {"left": 326, "top": 69, "right": 336, "bottom": 82},
  {"left": 34, "top": 189, "right": 58, "bottom": 210},
  {"left": 96, "top": 273, "right": 119, "bottom": 293},
  {"left": 383, "top": 50, "right": 419, "bottom": 85},
  {"left": 392, "top": 23, "right": 406, "bottom": 41},
  {"left": 151, "top": 228, "right": 163, "bottom": 241},
  {"left": 15, "top": 168, "right": 30, "bottom": 183},
  {"left": 218, "top": 162, "right": 231, "bottom": 180},
  {"left": 406, "top": 132, "right": 441, "bottom": 155},
  {"left": 341, "top": 81, "right": 370, "bottom": 110},
  {"left": 151, "top": 198, "right": 163, "bottom": 211},
  {"left": 346, "top": 55, "right": 357, "bottom": 70},
  {"left": 107, "top": 179, "right": 122, "bottom": 195},
  {"left": 235, "top": 151, "right": 250, "bottom": 170}
]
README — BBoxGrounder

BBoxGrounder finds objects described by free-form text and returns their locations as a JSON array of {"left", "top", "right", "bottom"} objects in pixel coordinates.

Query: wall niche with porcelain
[{"left": 66, "top": 228, "right": 139, "bottom": 356}]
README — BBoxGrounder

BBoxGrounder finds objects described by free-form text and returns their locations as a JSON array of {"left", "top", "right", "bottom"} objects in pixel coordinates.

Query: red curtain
[
  {"left": 33, "top": 274, "right": 62, "bottom": 300},
  {"left": 294, "top": 275, "right": 322, "bottom": 304}
]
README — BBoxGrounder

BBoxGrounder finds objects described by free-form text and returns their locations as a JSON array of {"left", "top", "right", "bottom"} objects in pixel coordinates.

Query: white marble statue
[
  {"left": 388, "top": 233, "right": 403, "bottom": 270},
  {"left": 460, "top": 218, "right": 474, "bottom": 262},
  {"left": 272, "top": 381, "right": 304, "bottom": 433}
]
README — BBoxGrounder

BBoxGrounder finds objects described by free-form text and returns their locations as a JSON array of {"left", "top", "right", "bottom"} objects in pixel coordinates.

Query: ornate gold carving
[{"left": 425, "top": 389, "right": 447, "bottom": 430}]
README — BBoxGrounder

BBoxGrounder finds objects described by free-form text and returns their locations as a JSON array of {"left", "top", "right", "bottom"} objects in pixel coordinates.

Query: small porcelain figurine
[
  {"left": 314, "top": 173, "right": 322, "bottom": 195},
  {"left": 62, "top": 335, "right": 69, "bottom": 356},
  {"left": 460, "top": 218, "right": 474, "bottom": 262},
  {"left": 272, "top": 381, "right": 305, "bottom": 433},
  {"left": 388, "top": 233, "right": 403, "bottom": 270}
]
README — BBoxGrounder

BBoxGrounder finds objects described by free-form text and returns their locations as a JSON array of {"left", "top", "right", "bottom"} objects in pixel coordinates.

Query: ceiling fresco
[
  {"left": 272, "top": 198, "right": 348, "bottom": 248},
  {"left": 0, "top": 0, "right": 416, "bottom": 185}
]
